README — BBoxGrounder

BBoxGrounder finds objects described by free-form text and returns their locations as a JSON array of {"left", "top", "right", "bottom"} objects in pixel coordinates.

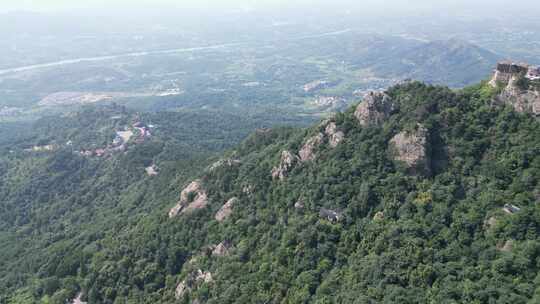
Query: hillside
[
  {"left": 359, "top": 38, "right": 498, "bottom": 87},
  {"left": 152, "top": 81, "right": 539, "bottom": 304},
  {"left": 2, "top": 69, "right": 540, "bottom": 303},
  {"left": 0, "top": 105, "right": 311, "bottom": 303}
]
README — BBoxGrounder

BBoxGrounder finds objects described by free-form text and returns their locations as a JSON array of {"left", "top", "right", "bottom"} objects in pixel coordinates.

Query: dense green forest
[
  {"left": 0, "top": 104, "right": 311, "bottom": 303},
  {"left": 2, "top": 80, "right": 540, "bottom": 303}
]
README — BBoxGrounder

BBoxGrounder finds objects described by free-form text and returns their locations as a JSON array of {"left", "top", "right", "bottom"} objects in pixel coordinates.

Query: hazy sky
[
  {"left": 1, "top": 0, "right": 539, "bottom": 20},
  {"left": 2, "top": 0, "right": 538, "bottom": 13},
  {"left": 2, "top": 0, "right": 281, "bottom": 12}
]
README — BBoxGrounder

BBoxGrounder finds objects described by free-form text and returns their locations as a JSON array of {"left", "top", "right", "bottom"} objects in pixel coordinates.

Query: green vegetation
[
  {"left": 0, "top": 104, "right": 310, "bottom": 303},
  {"left": 1, "top": 81, "right": 540, "bottom": 303}
]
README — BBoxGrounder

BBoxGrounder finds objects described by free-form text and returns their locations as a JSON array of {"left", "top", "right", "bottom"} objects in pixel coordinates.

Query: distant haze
[{"left": 1, "top": 0, "right": 540, "bottom": 16}]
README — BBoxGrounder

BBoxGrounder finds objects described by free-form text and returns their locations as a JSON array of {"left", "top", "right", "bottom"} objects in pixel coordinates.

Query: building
[
  {"left": 490, "top": 61, "right": 530, "bottom": 87},
  {"left": 495, "top": 61, "right": 528, "bottom": 74}
]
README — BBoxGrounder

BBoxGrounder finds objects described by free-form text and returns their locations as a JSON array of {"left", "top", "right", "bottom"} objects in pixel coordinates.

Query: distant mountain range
[
  {"left": 370, "top": 38, "right": 500, "bottom": 86},
  {"left": 290, "top": 32, "right": 502, "bottom": 87}
]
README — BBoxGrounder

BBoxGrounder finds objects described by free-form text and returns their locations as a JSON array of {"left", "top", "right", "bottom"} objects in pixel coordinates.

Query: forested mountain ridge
[
  {"left": 0, "top": 105, "right": 310, "bottom": 303},
  {"left": 2, "top": 68, "right": 540, "bottom": 303},
  {"left": 150, "top": 80, "right": 540, "bottom": 304},
  {"left": 80, "top": 79, "right": 539, "bottom": 303}
]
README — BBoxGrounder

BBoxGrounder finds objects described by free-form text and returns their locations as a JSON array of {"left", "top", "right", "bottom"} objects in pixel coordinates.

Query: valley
[{"left": 0, "top": 32, "right": 503, "bottom": 128}]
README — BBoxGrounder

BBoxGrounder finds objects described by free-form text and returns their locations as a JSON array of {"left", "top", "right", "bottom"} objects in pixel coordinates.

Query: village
[{"left": 78, "top": 121, "right": 153, "bottom": 157}]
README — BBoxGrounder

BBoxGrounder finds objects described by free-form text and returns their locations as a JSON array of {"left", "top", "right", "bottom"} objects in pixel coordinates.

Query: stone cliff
[
  {"left": 354, "top": 92, "right": 397, "bottom": 126},
  {"left": 490, "top": 61, "right": 540, "bottom": 116},
  {"left": 169, "top": 180, "right": 208, "bottom": 218},
  {"left": 390, "top": 124, "right": 430, "bottom": 173}
]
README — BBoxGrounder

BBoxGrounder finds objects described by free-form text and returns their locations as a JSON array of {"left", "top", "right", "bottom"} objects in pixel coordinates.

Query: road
[
  {"left": 0, "top": 29, "right": 355, "bottom": 76},
  {"left": 0, "top": 42, "right": 243, "bottom": 76}
]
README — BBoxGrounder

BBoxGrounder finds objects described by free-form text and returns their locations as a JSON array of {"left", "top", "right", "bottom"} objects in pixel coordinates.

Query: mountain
[
  {"left": 0, "top": 105, "right": 310, "bottom": 304},
  {"left": 370, "top": 38, "right": 501, "bottom": 87},
  {"left": 1, "top": 66, "right": 540, "bottom": 303},
  {"left": 153, "top": 80, "right": 539, "bottom": 304},
  {"left": 283, "top": 33, "right": 501, "bottom": 87}
]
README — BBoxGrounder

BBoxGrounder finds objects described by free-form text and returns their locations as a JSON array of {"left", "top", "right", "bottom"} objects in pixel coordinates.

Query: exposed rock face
[
  {"left": 71, "top": 293, "right": 86, "bottom": 304},
  {"left": 294, "top": 200, "right": 305, "bottom": 210},
  {"left": 271, "top": 123, "right": 344, "bottom": 180},
  {"left": 484, "top": 216, "right": 498, "bottom": 231},
  {"left": 354, "top": 92, "right": 396, "bottom": 126},
  {"left": 299, "top": 133, "right": 325, "bottom": 162},
  {"left": 215, "top": 197, "right": 236, "bottom": 222},
  {"left": 145, "top": 164, "right": 159, "bottom": 176},
  {"left": 498, "top": 240, "right": 514, "bottom": 252},
  {"left": 390, "top": 125, "right": 429, "bottom": 171},
  {"left": 272, "top": 150, "right": 299, "bottom": 180},
  {"left": 324, "top": 122, "right": 345, "bottom": 148},
  {"left": 169, "top": 180, "right": 208, "bottom": 218},
  {"left": 212, "top": 241, "right": 232, "bottom": 257},
  {"left": 497, "top": 77, "right": 540, "bottom": 115},
  {"left": 175, "top": 281, "right": 188, "bottom": 299},
  {"left": 242, "top": 184, "right": 254, "bottom": 195},
  {"left": 196, "top": 269, "right": 213, "bottom": 283},
  {"left": 175, "top": 270, "right": 213, "bottom": 300},
  {"left": 373, "top": 211, "right": 384, "bottom": 221}
]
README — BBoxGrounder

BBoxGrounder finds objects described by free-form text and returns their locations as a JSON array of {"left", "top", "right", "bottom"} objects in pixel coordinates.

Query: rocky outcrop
[
  {"left": 71, "top": 293, "right": 86, "bottom": 304},
  {"left": 145, "top": 164, "right": 159, "bottom": 176},
  {"left": 169, "top": 180, "right": 208, "bottom": 218},
  {"left": 324, "top": 122, "right": 345, "bottom": 148},
  {"left": 373, "top": 211, "right": 384, "bottom": 221},
  {"left": 498, "top": 240, "right": 514, "bottom": 252},
  {"left": 390, "top": 125, "right": 429, "bottom": 172},
  {"left": 299, "top": 133, "right": 325, "bottom": 162},
  {"left": 211, "top": 240, "right": 232, "bottom": 257},
  {"left": 175, "top": 269, "right": 213, "bottom": 300},
  {"left": 294, "top": 200, "right": 305, "bottom": 210},
  {"left": 215, "top": 197, "right": 236, "bottom": 222},
  {"left": 196, "top": 270, "right": 213, "bottom": 283},
  {"left": 497, "top": 77, "right": 540, "bottom": 115},
  {"left": 354, "top": 92, "right": 396, "bottom": 126},
  {"left": 483, "top": 216, "right": 498, "bottom": 231},
  {"left": 272, "top": 150, "right": 299, "bottom": 180},
  {"left": 271, "top": 122, "right": 345, "bottom": 180},
  {"left": 175, "top": 281, "right": 188, "bottom": 299},
  {"left": 242, "top": 184, "right": 254, "bottom": 195}
]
